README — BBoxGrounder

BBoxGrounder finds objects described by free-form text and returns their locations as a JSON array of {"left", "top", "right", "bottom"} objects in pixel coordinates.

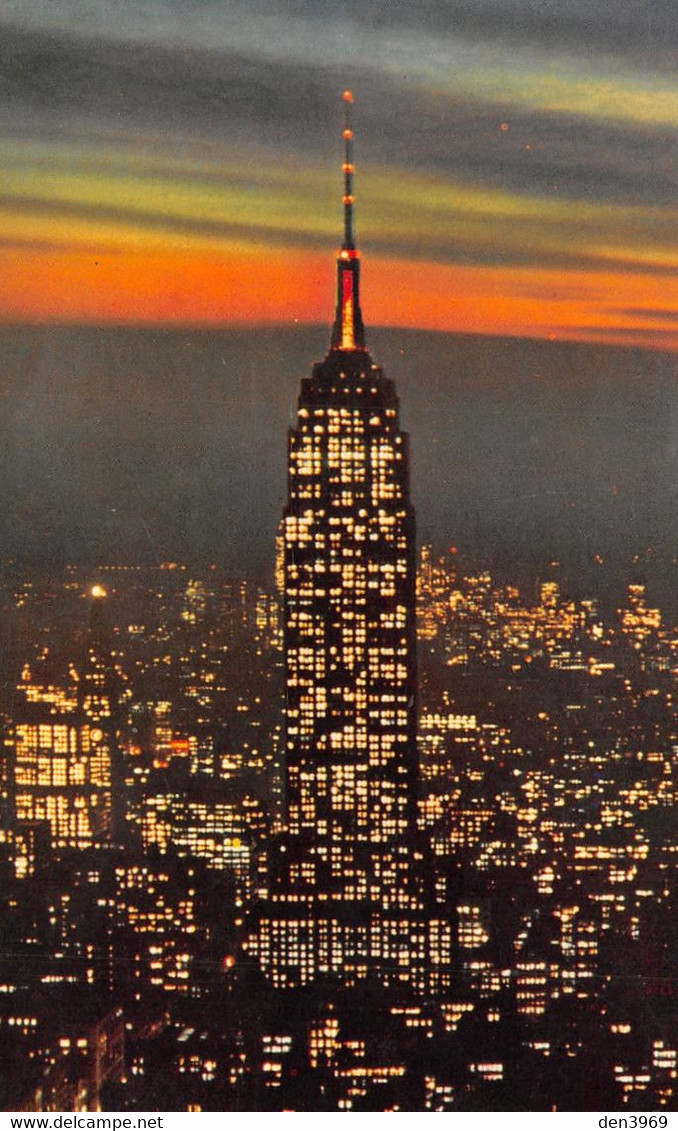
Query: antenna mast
[{"left": 342, "top": 90, "right": 356, "bottom": 251}]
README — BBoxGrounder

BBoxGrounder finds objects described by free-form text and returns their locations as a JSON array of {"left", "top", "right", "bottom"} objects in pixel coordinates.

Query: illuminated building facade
[
  {"left": 252, "top": 94, "right": 451, "bottom": 991},
  {"left": 81, "top": 584, "right": 126, "bottom": 842},
  {"left": 133, "top": 779, "right": 267, "bottom": 898},
  {"left": 12, "top": 587, "right": 118, "bottom": 857},
  {"left": 13, "top": 711, "right": 110, "bottom": 854}
]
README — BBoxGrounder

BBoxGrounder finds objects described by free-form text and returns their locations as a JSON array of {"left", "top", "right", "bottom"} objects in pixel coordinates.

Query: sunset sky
[{"left": 2, "top": 0, "right": 677, "bottom": 348}]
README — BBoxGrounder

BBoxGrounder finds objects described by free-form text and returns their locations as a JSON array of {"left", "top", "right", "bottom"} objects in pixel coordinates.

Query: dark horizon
[{"left": 1, "top": 322, "right": 675, "bottom": 609}]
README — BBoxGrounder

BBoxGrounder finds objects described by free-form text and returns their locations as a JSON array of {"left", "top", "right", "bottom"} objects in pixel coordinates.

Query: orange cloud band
[{"left": 1, "top": 244, "right": 675, "bottom": 350}]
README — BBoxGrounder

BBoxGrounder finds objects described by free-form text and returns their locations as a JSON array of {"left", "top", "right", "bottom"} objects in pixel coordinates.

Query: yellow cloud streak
[
  {"left": 1, "top": 140, "right": 674, "bottom": 276},
  {"left": 379, "top": 31, "right": 678, "bottom": 128},
  {"left": 1, "top": 140, "right": 675, "bottom": 347},
  {"left": 457, "top": 68, "right": 678, "bottom": 129}
]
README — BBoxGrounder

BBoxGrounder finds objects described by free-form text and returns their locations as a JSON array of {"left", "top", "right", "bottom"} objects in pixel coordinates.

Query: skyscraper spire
[
  {"left": 342, "top": 89, "right": 356, "bottom": 251},
  {"left": 330, "top": 90, "right": 366, "bottom": 352}
]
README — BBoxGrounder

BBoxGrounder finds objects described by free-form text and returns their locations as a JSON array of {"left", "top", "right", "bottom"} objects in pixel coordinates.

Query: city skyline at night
[{"left": 0, "top": 3, "right": 677, "bottom": 1113}]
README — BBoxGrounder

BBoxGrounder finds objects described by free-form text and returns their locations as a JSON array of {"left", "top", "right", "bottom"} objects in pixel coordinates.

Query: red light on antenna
[{"left": 343, "top": 90, "right": 354, "bottom": 102}]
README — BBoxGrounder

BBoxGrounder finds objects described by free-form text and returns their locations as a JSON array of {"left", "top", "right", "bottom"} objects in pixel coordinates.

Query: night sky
[{"left": 0, "top": 1, "right": 676, "bottom": 592}]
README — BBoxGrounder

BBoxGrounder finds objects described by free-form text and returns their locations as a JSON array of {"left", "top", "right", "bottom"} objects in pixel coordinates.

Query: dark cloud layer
[
  {"left": 269, "top": 0, "right": 677, "bottom": 60},
  {"left": 4, "top": 0, "right": 676, "bottom": 71},
  {"left": 2, "top": 21, "right": 675, "bottom": 213}
]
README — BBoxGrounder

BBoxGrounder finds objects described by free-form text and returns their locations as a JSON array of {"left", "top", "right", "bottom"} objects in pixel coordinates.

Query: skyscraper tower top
[{"left": 330, "top": 90, "right": 366, "bottom": 352}]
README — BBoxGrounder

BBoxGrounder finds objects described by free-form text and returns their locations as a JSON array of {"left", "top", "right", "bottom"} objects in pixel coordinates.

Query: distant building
[{"left": 10, "top": 587, "right": 121, "bottom": 858}]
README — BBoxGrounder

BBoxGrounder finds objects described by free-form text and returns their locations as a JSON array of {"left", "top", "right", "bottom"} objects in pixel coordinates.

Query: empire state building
[{"left": 251, "top": 94, "right": 451, "bottom": 993}]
